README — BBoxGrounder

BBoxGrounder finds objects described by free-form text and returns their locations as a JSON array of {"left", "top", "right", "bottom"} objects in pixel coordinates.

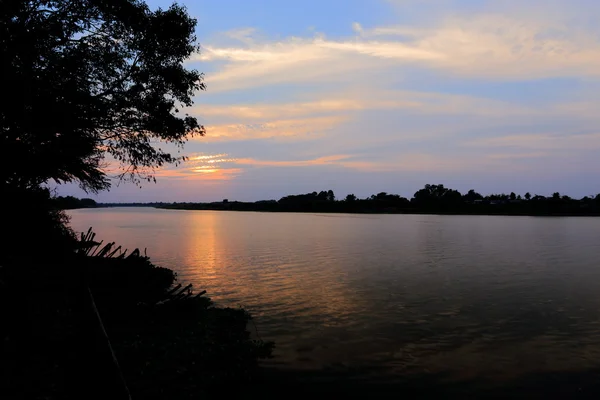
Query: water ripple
[{"left": 69, "top": 209, "right": 600, "bottom": 383}]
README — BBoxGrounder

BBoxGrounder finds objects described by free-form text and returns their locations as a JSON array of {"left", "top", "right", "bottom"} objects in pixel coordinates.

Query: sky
[{"left": 59, "top": 0, "right": 600, "bottom": 202}]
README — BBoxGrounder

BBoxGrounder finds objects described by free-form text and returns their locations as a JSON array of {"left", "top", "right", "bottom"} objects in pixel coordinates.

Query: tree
[
  {"left": 345, "top": 194, "right": 357, "bottom": 202},
  {"left": 525, "top": 192, "right": 531, "bottom": 200},
  {"left": 510, "top": 192, "right": 516, "bottom": 201},
  {"left": 413, "top": 184, "right": 463, "bottom": 207},
  {"left": 552, "top": 192, "right": 561, "bottom": 200},
  {"left": 1, "top": 0, "right": 204, "bottom": 193},
  {"left": 413, "top": 184, "right": 443, "bottom": 204},
  {"left": 464, "top": 189, "right": 483, "bottom": 203}
]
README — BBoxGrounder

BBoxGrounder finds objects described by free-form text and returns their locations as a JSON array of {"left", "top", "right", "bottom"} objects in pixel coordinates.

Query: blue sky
[{"left": 60, "top": 0, "right": 600, "bottom": 201}]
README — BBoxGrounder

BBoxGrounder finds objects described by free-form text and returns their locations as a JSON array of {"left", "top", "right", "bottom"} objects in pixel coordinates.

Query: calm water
[{"left": 69, "top": 208, "right": 600, "bottom": 386}]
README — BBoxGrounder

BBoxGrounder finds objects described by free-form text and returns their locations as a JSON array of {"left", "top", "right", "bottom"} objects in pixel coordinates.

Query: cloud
[
  {"left": 153, "top": 152, "right": 388, "bottom": 181},
  {"left": 221, "top": 27, "right": 258, "bottom": 45},
  {"left": 156, "top": 167, "right": 243, "bottom": 181},
  {"left": 195, "top": 89, "right": 599, "bottom": 128},
  {"left": 196, "top": 37, "right": 434, "bottom": 92},
  {"left": 194, "top": 116, "right": 346, "bottom": 142},
  {"left": 156, "top": 152, "right": 405, "bottom": 179},
  {"left": 465, "top": 132, "right": 600, "bottom": 151},
  {"left": 155, "top": 153, "right": 242, "bottom": 181},
  {"left": 234, "top": 154, "right": 354, "bottom": 167},
  {"left": 352, "top": 22, "right": 364, "bottom": 35},
  {"left": 367, "top": 15, "right": 600, "bottom": 79},
  {"left": 192, "top": 3, "right": 600, "bottom": 93},
  {"left": 197, "top": 96, "right": 420, "bottom": 121},
  {"left": 231, "top": 153, "right": 509, "bottom": 174},
  {"left": 487, "top": 152, "right": 551, "bottom": 160}
]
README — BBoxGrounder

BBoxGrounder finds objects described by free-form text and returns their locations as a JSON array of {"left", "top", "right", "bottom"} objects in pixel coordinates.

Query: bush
[{"left": 81, "top": 236, "right": 274, "bottom": 398}]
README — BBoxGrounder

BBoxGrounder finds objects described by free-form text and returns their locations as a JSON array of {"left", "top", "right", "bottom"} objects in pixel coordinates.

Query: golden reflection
[
  {"left": 178, "top": 211, "right": 375, "bottom": 370},
  {"left": 182, "top": 211, "right": 221, "bottom": 278},
  {"left": 179, "top": 212, "right": 366, "bottom": 335}
]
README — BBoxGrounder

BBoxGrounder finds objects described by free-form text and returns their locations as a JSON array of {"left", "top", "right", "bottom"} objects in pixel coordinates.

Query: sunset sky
[{"left": 60, "top": 0, "right": 600, "bottom": 202}]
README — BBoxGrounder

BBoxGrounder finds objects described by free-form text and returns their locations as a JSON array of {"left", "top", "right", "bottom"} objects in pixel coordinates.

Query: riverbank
[
  {"left": 154, "top": 202, "right": 600, "bottom": 217},
  {"left": 1, "top": 230, "right": 273, "bottom": 399},
  {"left": 251, "top": 366, "right": 600, "bottom": 399},
  {"left": 63, "top": 184, "right": 600, "bottom": 216}
]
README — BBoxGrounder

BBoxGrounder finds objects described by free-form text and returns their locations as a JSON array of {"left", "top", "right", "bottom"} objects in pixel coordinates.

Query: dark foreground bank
[
  {"left": 251, "top": 366, "right": 600, "bottom": 399},
  {"left": 0, "top": 227, "right": 273, "bottom": 399}
]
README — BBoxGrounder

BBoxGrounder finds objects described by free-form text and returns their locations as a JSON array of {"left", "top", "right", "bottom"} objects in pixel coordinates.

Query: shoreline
[
  {"left": 153, "top": 205, "right": 600, "bottom": 218},
  {"left": 66, "top": 204, "right": 600, "bottom": 217}
]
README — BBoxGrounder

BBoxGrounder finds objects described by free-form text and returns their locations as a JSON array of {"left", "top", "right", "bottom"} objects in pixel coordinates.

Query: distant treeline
[
  {"left": 53, "top": 199, "right": 172, "bottom": 209},
  {"left": 97, "top": 202, "right": 164, "bottom": 208},
  {"left": 157, "top": 185, "right": 600, "bottom": 216},
  {"left": 53, "top": 196, "right": 97, "bottom": 210}
]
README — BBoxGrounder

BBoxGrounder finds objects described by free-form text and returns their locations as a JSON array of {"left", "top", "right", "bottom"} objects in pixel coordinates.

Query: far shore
[
  {"left": 71, "top": 202, "right": 600, "bottom": 217},
  {"left": 61, "top": 185, "right": 600, "bottom": 217}
]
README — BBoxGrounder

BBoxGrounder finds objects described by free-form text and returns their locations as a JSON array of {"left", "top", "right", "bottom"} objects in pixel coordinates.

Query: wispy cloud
[
  {"left": 196, "top": 91, "right": 537, "bottom": 122},
  {"left": 466, "top": 132, "right": 600, "bottom": 151},
  {"left": 156, "top": 167, "right": 243, "bottom": 181},
  {"left": 194, "top": 5, "right": 600, "bottom": 93},
  {"left": 157, "top": 152, "right": 403, "bottom": 180},
  {"left": 198, "top": 98, "right": 419, "bottom": 120},
  {"left": 487, "top": 152, "right": 551, "bottom": 160},
  {"left": 155, "top": 153, "right": 241, "bottom": 181},
  {"left": 234, "top": 154, "right": 354, "bottom": 167},
  {"left": 194, "top": 116, "right": 345, "bottom": 142}
]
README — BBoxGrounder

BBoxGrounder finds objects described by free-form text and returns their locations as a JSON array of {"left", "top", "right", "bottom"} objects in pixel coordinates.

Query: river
[{"left": 69, "top": 207, "right": 600, "bottom": 392}]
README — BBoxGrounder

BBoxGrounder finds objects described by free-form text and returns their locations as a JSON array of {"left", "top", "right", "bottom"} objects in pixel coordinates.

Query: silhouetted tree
[
  {"left": 327, "top": 190, "right": 335, "bottom": 202},
  {"left": 464, "top": 189, "right": 483, "bottom": 203},
  {"left": 525, "top": 192, "right": 531, "bottom": 200},
  {"left": 413, "top": 184, "right": 463, "bottom": 209},
  {"left": 162, "top": 187, "right": 600, "bottom": 216},
  {"left": 552, "top": 192, "right": 561, "bottom": 200},
  {"left": 1, "top": 0, "right": 204, "bottom": 192},
  {"left": 53, "top": 196, "right": 98, "bottom": 209},
  {"left": 413, "top": 184, "right": 441, "bottom": 204},
  {"left": 510, "top": 192, "right": 517, "bottom": 201}
]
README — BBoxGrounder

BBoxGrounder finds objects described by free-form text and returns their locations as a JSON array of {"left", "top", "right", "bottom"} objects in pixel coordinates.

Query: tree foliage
[
  {"left": 279, "top": 190, "right": 337, "bottom": 204},
  {"left": 53, "top": 195, "right": 97, "bottom": 209},
  {"left": 413, "top": 184, "right": 462, "bottom": 207},
  {"left": 1, "top": 0, "right": 204, "bottom": 192}
]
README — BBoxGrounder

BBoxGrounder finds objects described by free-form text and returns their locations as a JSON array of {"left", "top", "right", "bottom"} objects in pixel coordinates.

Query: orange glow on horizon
[{"left": 192, "top": 168, "right": 220, "bottom": 173}]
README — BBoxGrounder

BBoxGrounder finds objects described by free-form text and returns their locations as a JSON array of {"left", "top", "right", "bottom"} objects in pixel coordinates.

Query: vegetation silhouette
[
  {"left": 1, "top": 1, "right": 272, "bottom": 398},
  {"left": 155, "top": 185, "right": 600, "bottom": 216},
  {"left": 54, "top": 195, "right": 98, "bottom": 210},
  {"left": 2, "top": 0, "right": 204, "bottom": 193}
]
